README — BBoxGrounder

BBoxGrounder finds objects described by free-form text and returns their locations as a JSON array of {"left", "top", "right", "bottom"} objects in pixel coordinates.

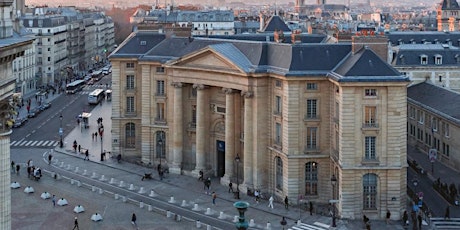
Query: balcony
[
  {"left": 303, "top": 145, "right": 320, "bottom": 153},
  {"left": 362, "top": 122, "right": 379, "bottom": 130},
  {"left": 125, "top": 111, "right": 137, "bottom": 117},
  {"left": 304, "top": 114, "right": 320, "bottom": 121},
  {"left": 362, "top": 156, "right": 380, "bottom": 165},
  {"left": 125, "top": 87, "right": 136, "bottom": 93},
  {"left": 154, "top": 118, "right": 167, "bottom": 125}
]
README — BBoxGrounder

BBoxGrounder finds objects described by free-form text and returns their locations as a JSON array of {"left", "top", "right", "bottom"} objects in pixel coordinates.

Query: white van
[{"left": 102, "top": 67, "right": 110, "bottom": 75}]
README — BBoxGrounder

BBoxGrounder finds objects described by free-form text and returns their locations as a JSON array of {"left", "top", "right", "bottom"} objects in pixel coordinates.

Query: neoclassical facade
[{"left": 110, "top": 32, "right": 409, "bottom": 220}]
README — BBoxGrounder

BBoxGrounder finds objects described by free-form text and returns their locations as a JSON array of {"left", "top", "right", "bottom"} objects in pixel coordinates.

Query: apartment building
[{"left": 109, "top": 32, "right": 409, "bottom": 220}]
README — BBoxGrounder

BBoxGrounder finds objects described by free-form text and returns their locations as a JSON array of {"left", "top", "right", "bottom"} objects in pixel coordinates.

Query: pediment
[{"left": 169, "top": 49, "right": 245, "bottom": 73}]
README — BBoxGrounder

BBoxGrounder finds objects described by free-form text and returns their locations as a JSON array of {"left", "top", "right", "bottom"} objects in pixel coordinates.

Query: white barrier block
[
  {"left": 74, "top": 167, "right": 79, "bottom": 173},
  {"left": 119, "top": 181, "right": 125, "bottom": 187},
  {"left": 196, "top": 220, "right": 202, "bottom": 228},
  {"left": 99, "top": 175, "right": 106, "bottom": 181},
  {"left": 166, "top": 210, "right": 172, "bottom": 218},
  {"left": 73, "top": 205, "right": 85, "bottom": 213},
  {"left": 109, "top": 178, "right": 115, "bottom": 184},
  {"left": 10, "top": 182, "right": 20, "bottom": 189},
  {"left": 168, "top": 196, "right": 175, "bottom": 203},
  {"left": 148, "top": 205, "right": 152, "bottom": 211},
  {"left": 57, "top": 198, "right": 68, "bottom": 206},
  {"left": 149, "top": 190, "right": 157, "bottom": 197},
  {"left": 266, "top": 222, "right": 272, "bottom": 230},
  {"left": 233, "top": 215, "right": 238, "bottom": 222},
  {"left": 66, "top": 164, "right": 71, "bottom": 170},
  {"left": 249, "top": 219, "right": 255, "bottom": 227},
  {"left": 98, "top": 188, "right": 103, "bottom": 194},
  {"left": 218, "top": 211, "right": 225, "bottom": 219},
  {"left": 181, "top": 200, "right": 188, "bottom": 207},
  {"left": 205, "top": 208, "right": 212, "bottom": 215},
  {"left": 140, "top": 202, "right": 144, "bottom": 208},
  {"left": 114, "top": 194, "right": 119, "bottom": 200},
  {"left": 41, "top": 192, "right": 51, "bottom": 199},
  {"left": 91, "top": 172, "right": 97, "bottom": 179},
  {"left": 82, "top": 170, "right": 87, "bottom": 176},
  {"left": 24, "top": 186, "right": 34, "bottom": 193},
  {"left": 192, "top": 203, "right": 200, "bottom": 211},
  {"left": 138, "top": 187, "right": 146, "bottom": 194},
  {"left": 128, "top": 184, "right": 135, "bottom": 190},
  {"left": 91, "top": 213, "right": 103, "bottom": 221},
  {"left": 91, "top": 186, "right": 96, "bottom": 192}
]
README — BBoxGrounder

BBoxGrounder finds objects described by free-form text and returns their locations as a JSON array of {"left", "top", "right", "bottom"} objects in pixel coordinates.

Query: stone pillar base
[
  {"left": 191, "top": 169, "right": 202, "bottom": 179},
  {"left": 239, "top": 182, "right": 254, "bottom": 195},
  {"left": 220, "top": 175, "right": 231, "bottom": 186},
  {"left": 169, "top": 166, "right": 182, "bottom": 175}
]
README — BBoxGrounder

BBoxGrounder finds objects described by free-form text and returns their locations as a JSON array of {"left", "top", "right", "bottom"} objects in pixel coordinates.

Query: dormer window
[
  {"left": 435, "top": 55, "right": 442, "bottom": 65},
  {"left": 365, "top": 89, "right": 377, "bottom": 97},
  {"left": 455, "top": 54, "right": 460, "bottom": 64},
  {"left": 420, "top": 55, "right": 428, "bottom": 65}
]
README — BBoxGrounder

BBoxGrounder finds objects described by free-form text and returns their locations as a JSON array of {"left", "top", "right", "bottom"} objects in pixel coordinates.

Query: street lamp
[
  {"left": 331, "top": 174, "right": 337, "bottom": 227},
  {"left": 158, "top": 133, "right": 164, "bottom": 168},
  {"left": 99, "top": 124, "right": 104, "bottom": 161},
  {"left": 59, "top": 114, "right": 63, "bottom": 148},
  {"left": 235, "top": 154, "right": 240, "bottom": 199}
]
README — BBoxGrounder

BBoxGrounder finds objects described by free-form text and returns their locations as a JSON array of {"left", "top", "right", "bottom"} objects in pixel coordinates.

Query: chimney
[
  {"left": 259, "top": 13, "right": 265, "bottom": 31},
  {"left": 352, "top": 34, "right": 388, "bottom": 61}
]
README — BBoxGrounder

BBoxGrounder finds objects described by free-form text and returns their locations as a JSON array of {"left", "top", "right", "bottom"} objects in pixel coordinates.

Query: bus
[
  {"left": 88, "top": 88, "right": 106, "bottom": 105},
  {"left": 91, "top": 70, "right": 103, "bottom": 82},
  {"left": 66, "top": 80, "right": 86, "bottom": 94}
]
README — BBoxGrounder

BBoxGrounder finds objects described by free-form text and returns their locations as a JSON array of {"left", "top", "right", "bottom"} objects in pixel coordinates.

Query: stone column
[
  {"left": 170, "top": 82, "right": 183, "bottom": 174},
  {"left": 222, "top": 88, "right": 235, "bottom": 183},
  {"left": 0, "top": 130, "right": 12, "bottom": 230},
  {"left": 193, "top": 84, "right": 206, "bottom": 175},
  {"left": 242, "top": 91, "right": 253, "bottom": 190}
]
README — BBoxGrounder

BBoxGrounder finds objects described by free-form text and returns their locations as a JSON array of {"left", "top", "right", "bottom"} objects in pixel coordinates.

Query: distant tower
[
  {"left": 437, "top": 0, "right": 460, "bottom": 31},
  {"left": 317, "top": 0, "right": 326, "bottom": 5}
]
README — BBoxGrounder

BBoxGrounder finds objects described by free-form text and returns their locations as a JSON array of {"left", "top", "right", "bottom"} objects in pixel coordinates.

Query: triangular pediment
[{"left": 168, "top": 45, "right": 250, "bottom": 74}]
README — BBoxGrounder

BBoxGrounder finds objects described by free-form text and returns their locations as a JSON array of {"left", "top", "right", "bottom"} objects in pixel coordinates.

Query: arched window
[
  {"left": 305, "top": 162, "right": 318, "bottom": 195},
  {"left": 125, "top": 123, "right": 135, "bottom": 148},
  {"left": 156, "top": 131, "right": 166, "bottom": 159},
  {"left": 363, "top": 173, "right": 378, "bottom": 209},
  {"left": 276, "top": 157, "right": 283, "bottom": 190}
]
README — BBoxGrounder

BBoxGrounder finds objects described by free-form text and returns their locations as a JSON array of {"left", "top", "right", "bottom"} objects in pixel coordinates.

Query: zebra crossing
[
  {"left": 288, "top": 222, "right": 329, "bottom": 230},
  {"left": 10, "top": 140, "right": 59, "bottom": 148},
  {"left": 430, "top": 217, "right": 460, "bottom": 229}
]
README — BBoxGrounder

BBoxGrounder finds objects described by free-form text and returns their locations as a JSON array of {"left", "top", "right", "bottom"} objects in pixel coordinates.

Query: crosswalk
[
  {"left": 10, "top": 140, "right": 59, "bottom": 148},
  {"left": 431, "top": 217, "right": 460, "bottom": 229},
  {"left": 289, "top": 222, "right": 329, "bottom": 230}
]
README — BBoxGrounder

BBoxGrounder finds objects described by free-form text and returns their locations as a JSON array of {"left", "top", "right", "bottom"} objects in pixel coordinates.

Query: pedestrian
[
  {"left": 228, "top": 182, "right": 233, "bottom": 193},
  {"left": 94, "top": 132, "right": 98, "bottom": 141},
  {"left": 268, "top": 196, "right": 274, "bottom": 209},
  {"left": 15, "top": 164, "right": 20, "bottom": 175},
  {"left": 254, "top": 189, "right": 260, "bottom": 203},
  {"left": 198, "top": 169, "right": 204, "bottom": 181},
  {"left": 92, "top": 133, "right": 95, "bottom": 141},
  {"left": 52, "top": 195, "right": 56, "bottom": 207},
  {"left": 72, "top": 217, "right": 79, "bottom": 230},
  {"left": 284, "top": 196, "right": 289, "bottom": 210},
  {"left": 417, "top": 211, "right": 422, "bottom": 230},
  {"left": 77, "top": 118, "right": 80, "bottom": 126},
  {"left": 205, "top": 178, "right": 211, "bottom": 194},
  {"left": 131, "top": 213, "right": 138, "bottom": 229},
  {"left": 48, "top": 153, "right": 53, "bottom": 164},
  {"left": 84, "top": 150, "right": 89, "bottom": 161},
  {"left": 444, "top": 206, "right": 450, "bottom": 220},
  {"left": 309, "top": 201, "right": 314, "bottom": 215},
  {"left": 159, "top": 168, "right": 164, "bottom": 180},
  {"left": 73, "top": 140, "right": 77, "bottom": 152},
  {"left": 212, "top": 191, "right": 217, "bottom": 205},
  {"left": 386, "top": 210, "right": 391, "bottom": 224},
  {"left": 403, "top": 210, "right": 408, "bottom": 226},
  {"left": 78, "top": 145, "right": 81, "bottom": 153},
  {"left": 11, "top": 161, "right": 15, "bottom": 172}
]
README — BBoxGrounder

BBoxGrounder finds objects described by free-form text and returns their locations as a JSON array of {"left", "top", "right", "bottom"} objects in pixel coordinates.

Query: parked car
[
  {"left": 27, "top": 111, "right": 36, "bottom": 118},
  {"left": 43, "top": 102, "right": 51, "bottom": 109},
  {"left": 13, "top": 117, "right": 27, "bottom": 128},
  {"left": 87, "top": 79, "right": 95, "bottom": 85}
]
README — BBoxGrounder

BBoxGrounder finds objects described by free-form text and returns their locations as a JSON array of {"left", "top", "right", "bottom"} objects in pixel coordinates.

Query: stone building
[
  {"left": 109, "top": 32, "right": 409, "bottom": 220},
  {"left": 437, "top": 0, "right": 460, "bottom": 32}
]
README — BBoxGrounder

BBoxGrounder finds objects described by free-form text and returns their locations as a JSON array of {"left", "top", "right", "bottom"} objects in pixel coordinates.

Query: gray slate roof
[
  {"left": 408, "top": 82, "right": 460, "bottom": 124},
  {"left": 387, "top": 31, "right": 460, "bottom": 47},
  {"left": 145, "top": 10, "right": 234, "bottom": 23},
  {"left": 392, "top": 43, "right": 460, "bottom": 66},
  {"left": 111, "top": 32, "right": 166, "bottom": 58},
  {"left": 441, "top": 0, "right": 460, "bottom": 10},
  {"left": 261, "top": 15, "right": 291, "bottom": 33}
]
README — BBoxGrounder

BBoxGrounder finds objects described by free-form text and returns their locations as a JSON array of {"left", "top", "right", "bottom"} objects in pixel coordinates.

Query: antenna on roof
[{"left": 274, "top": 0, "right": 277, "bottom": 16}]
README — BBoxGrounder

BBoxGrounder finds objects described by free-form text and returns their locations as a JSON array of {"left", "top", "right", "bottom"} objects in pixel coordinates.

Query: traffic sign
[{"left": 429, "top": 149, "right": 437, "bottom": 162}]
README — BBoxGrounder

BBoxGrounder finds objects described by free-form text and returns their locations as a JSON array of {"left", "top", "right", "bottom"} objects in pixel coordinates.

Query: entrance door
[{"left": 216, "top": 140, "right": 225, "bottom": 177}]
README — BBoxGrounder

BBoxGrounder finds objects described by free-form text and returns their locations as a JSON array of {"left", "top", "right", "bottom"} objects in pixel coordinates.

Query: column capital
[
  {"left": 171, "top": 82, "right": 183, "bottom": 88},
  {"left": 241, "top": 91, "right": 253, "bottom": 98},
  {"left": 222, "top": 88, "right": 234, "bottom": 94},
  {"left": 193, "top": 84, "right": 206, "bottom": 90}
]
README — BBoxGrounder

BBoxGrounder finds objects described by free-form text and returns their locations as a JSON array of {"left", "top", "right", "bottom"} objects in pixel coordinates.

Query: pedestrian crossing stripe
[
  {"left": 289, "top": 223, "right": 328, "bottom": 230},
  {"left": 10, "top": 140, "right": 59, "bottom": 147}
]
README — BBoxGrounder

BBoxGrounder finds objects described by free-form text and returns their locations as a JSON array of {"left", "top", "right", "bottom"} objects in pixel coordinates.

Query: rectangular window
[
  {"left": 363, "top": 175, "right": 377, "bottom": 209},
  {"left": 306, "top": 83, "right": 317, "bottom": 90},
  {"left": 409, "top": 106, "right": 415, "bottom": 119},
  {"left": 442, "top": 143, "right": 450, "bottom": 156},
  {"left": 417, "top": 110, "right": 424, "bottom": 124},
  {"left": 157, "top": 103, "right": 165, "bottom": 121},
  {"left": 307, "top": 99, "right": 317, "bottom": 119},
  {"left": 126, "top": 96, "right": 134, "bottom": 113},
  {"left": 156, "top": 80, "right": 165, "bottom": 96},
  {"left": 275, "top": 80, "right": 282, "bottom": 87},
  {"left": 306, "top": 127, "right": 317, "bottom": 150},
  {"left": 275, "top": 96, "right": 282, "bottom": 115},
  {"left": 191, "top": 105, "right": 197, "bottom": 126},
  {"left": 126, "top": 62, "right": 134, "bottom": 68},
  {"left": 364, "top": 136, "right": 376, "bottom": 159},
  {"left": 432, "top": 117, "right": 438, "bottom": 131},
  {"left": 421, "top": 56, "right": 428, "bottom": 65},
  {"left": 443, "top": 122, "right": 450, "bottom": 137},
  {"left": 126, "top": 75, "right": 134, "bottom": 89},
  {"left": 364, "top": 106, "right": 377, "bottom": 127},
  {"left": 365, "top": 89, "right": 377, "bottom": 97},
  {"left": 275, "top": 123, "right": 282, "bottom": 145},
  {"left": 435, "top": 56, "right": 442, "bottom": 65},
  {"left": 156, "top": 67, "right": 165, "bottom": 73}
]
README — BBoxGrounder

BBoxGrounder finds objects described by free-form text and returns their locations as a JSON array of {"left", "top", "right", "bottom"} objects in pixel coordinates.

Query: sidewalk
[{"left": 53, "top": 99, "right": 404, "bottom": 230}]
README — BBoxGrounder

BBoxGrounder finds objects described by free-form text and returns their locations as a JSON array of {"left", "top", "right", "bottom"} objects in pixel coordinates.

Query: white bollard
[
  {"left": 82, "top": 169, "right": 87, "bottom": 176},
  {"left": 148, "top": 205, "right": 152, "bottom": 211},
  {"left": 66, "top": 164, "right": 71, "bottom": 170},
  {"left": 207, "top": 225, "right": 212, "bottom": 230},
  {"left": 122, "top": 196, "right": 127, "bottom": 203},
  {"left": 73, "top": 205, "right": 85, "bottom": 213},
  {"left": 196, "top": 220, "right": 202, "bottom": 228},
  {"left": 98, "top": 188, "right": 103, "bottom": 194},
  {"left": 91, "top": 172, "right": 97, "bottom": 179},
  {"left": 149, "top": 190, "right": 157, "bottom": 197},
  {"left": 138, "top": 187, "right": 145, "bottom": 194},
  {"left": 297, "top": 219, "right": 302, "bottom": 225},
  {"left": 192, "top": 203, "right": 200, "bottom": 211},
  {"left": 266, "top": 221, "right": 272, "bottom": 230},
  {"left": 76, "top": 181, "right": 81, "bottom": 187},
  {"left": 109, "top": 178, "right": 115, "bottom": 184},
  {"left": 140, "top": 202, "right": 144, "bottom": 209},
  {"left": 205, "top": 208, "right": 212, "bottom": 215},
  {"left": 114, "top": 194, "right": 119, "bottom": 200},
  {"left": 175, "top": 214, "right": 181, "bottom": 222},
  {"left": 99, "top": 175, "right": 106, "bottom": 181},
  {"left": 166, "top": 210, "right": 172, "bottom": 218},
  {"left": 128, "top": 184, "right": 135, "bottom": 190},
  {"left": 218, "top": 211, "right": 225, "bottom": 219},
  {"left": 249, "top": 219, "right": 255, "bottom": 227},
  {"left": 60, "top": 162, "right": 65, "bottom": 168},
  {"left": 74, "top": 167, "right": 79, "bottom": 173},
  {"left": 119, "top": 181, "right": 125, "bottom": 187},
  {"left": 24, "top": 186, "right": 34, "bottom": 193},
  {"left": 70, "top": 179, "right": 75, "bottom": 185},
  {"left": 169, "top": 196, "right": 175, "bottom": 203},
  {"left": 233, "top": 215, "right": 239, "bottom": 222},
  {"left": 92, "top": 186, "right": 96, "bottom": 192},
  {"left": 181, "top": 200, "right": 187, "bottom": 207}
]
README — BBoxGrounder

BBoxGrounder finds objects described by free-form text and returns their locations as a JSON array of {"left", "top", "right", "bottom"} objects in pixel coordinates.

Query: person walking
[
  {"left": 212, "top": 191, "right": 217, "bottom": 205},
  {"left": 48, "top": 153, "right": 52, "bottom": 164},
  {"left": 309, "top": 201, "right": 314, "bottom": 215},
  {"left": 131, "top": 213, "right": 138, "bottom": 229},
  {"left": 94, "top": 132, "right": 98, "bottom": 141},
  {"left": 403, "top": 210, "right": 409, "bottom": 226},
  {"left": 84, "top": 150, "right": 89, "bottom": 161},
  {"left": 198, "top": 170, "right": 204, "bottom": 181},
  {"left": 386, "top": 210, "right": 391, "bottom": 224},
  {"left": 78, "top": 145, "right": 81, "bottom": 153},
  {"left": 11, "top": 161, "right": 15, "bottom": 172},
  {"left": 417, "top": 211, "right": 423, "bottom": 230},
  {"left": 268, "top": 196, "right": 274, "bottom": 209},
  {"left": 254, "top": 189, "right": 260, "bottom": 203},
  {"left": 228, "top": 182, "right": 233, "bottom": 193},
  {"left": 52, "top": 195, "right": 56, "bottom": 207},
  {"left": 15, "top": 164, "right": 20, "bottom": 175},
  {"left": 72, "top": 217, "right": 79, "bottom": 230},
  {"left": 444, "top": 206, "right": 450, "bottom": 220},
  {"left": 73, "top": 140, "right": 78, "bottom": 152},
  {"left": 284, "top": 196, "right": 289, "bottom": 210},
  {"left": 204, "top": 178, "right": 211, "bottom": 195},
  {"left": 92, "top": 133, "right": 95, "bottom": 141}
]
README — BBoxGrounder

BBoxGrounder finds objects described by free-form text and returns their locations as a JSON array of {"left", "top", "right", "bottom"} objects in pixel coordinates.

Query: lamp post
[
  {"left": 158, "top": 132, "right": 164, "bottom": 168},
  {"left": 99, "top": 124, "right": 104, "bottom": 161},
  {"left": 59, "top": 114, "right": 63, "bottom": 148},
  {"left": 235, "top": 154, "right": 240, "bottom": 199},
  {"left": 331, "top": 174, "right": 337, "bottom": 228}
]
